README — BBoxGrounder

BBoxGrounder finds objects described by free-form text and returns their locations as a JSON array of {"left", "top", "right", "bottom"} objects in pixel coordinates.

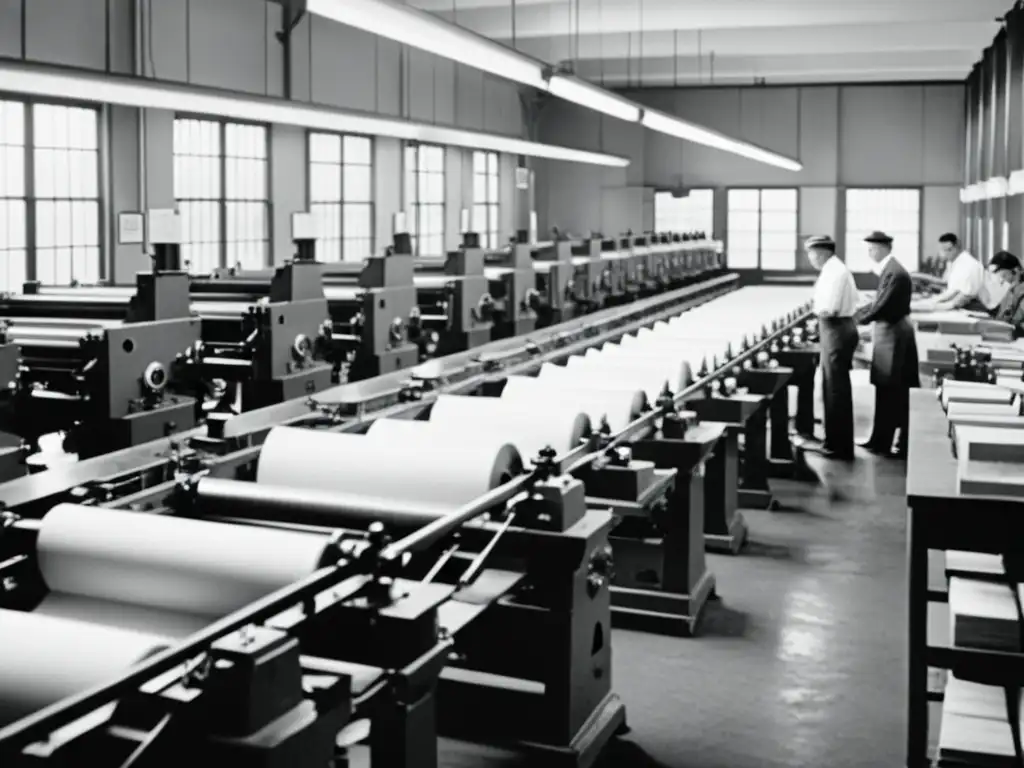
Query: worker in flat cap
[
  {"left": 804, "top": 234, "right": 858, "bottom": 460},
  {"left": 854, "top": 231, "right": 919, "bottom": 459}
]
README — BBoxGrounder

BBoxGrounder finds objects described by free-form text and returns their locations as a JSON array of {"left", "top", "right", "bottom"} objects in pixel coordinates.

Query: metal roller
[
  {"left": 323, "top": 286, "right": 362, "bottom": 303},
  {"left": 3, "top": 325, "right": 105, "bottom": 348},
  {"left": 414, "top": 275, "right": 453, "bottom": 291},
  {"left": 0, "top": 294, "right": 132, "bottom": 320},
  {"left": 194, "top": 476, "right": 450, "bottom": 531},
  {"left": 189, "top": 277, "right": 273, "bottom": 296},
  {"left": 190, "top": 300, "right": 258, "bottom": 320}
]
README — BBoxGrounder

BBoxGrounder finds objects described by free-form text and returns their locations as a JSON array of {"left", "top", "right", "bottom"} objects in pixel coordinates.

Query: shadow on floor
[{"left": 695, "top": 599, "right": 750, "bottom": 639}]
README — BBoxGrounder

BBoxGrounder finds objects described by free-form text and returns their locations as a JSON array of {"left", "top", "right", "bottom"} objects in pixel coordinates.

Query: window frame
[
  {"left": 472, "top": 150, "right": 499, "bottom": 249},
  {"left": 404, "top": 143, "right": 446, "bottom": 257},
  {"left": 653, "top": 188, "right": 715, "bottom": 236},
  {"left": 842, "top": 186, "right": 924, "bottom": 274},
  {"left": 173, "top": 113, "right": 271, "bottom": 274},
  {"left": 725, "top": 186, "right": 799, "bottom": 272},
  {"left": 0, "top": 91, "right": 105, "bottom": 287},
  {"left": 306, "top": 130, "right": 376, "bottom": 262}
]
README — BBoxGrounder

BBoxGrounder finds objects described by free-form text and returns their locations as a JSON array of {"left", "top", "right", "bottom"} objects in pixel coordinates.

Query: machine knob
[
  {"left": 142, "top": 362, "right": 168, "bottom": 393},
  {"left": 474, "top": 293, "right": 494, "bottom": 322},
  {"left": 389, "top": 318, "right": 404, "bottom": 346},
  {"left": 587, "top": 545, "right": 615, "bottom": 597},
  {"left": 292, "top": 334, "right": 312, "bottom": 362}
]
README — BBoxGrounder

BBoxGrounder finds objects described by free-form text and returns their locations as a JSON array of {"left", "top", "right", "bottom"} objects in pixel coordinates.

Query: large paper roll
[
  {"left": 501, "top": 374, "right": 646, "bottom": 432},
  {"left": 0, "top": 609, "right": 168, "bottom": 727},
  {"left": 588, "top": 344, "right": 692, "bottom": 391},
  {"left": 258, "top": 425, "right": 522, "bottom": 508},
  {"left": 36, "top": 504, "right": 330, "bottom": 619},
  {"left": 428, "top": 394, "right": 591, "bottom": 462},
  {"left": 562, "top": 354, "right": 677, "bottom": 401}
]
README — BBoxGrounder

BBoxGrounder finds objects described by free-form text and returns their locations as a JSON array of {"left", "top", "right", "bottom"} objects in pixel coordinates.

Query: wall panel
[{"left": 539, "top": 82, "right": 965, "bottom": 263}]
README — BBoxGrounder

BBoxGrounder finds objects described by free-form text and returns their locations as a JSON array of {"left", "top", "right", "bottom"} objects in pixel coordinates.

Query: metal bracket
[{"left": 275, "top": 0, "right": 308, "bottom": 43}]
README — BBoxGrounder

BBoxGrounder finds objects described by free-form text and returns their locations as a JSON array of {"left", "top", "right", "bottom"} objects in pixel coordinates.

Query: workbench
[{"left": 906, "top": 390, "right": 1024, "bottom": 767}]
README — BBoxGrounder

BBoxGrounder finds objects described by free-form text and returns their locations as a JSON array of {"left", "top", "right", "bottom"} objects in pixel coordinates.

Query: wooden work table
[{"left": 905, "top": 390, "right": 1024, "bottom": 767}]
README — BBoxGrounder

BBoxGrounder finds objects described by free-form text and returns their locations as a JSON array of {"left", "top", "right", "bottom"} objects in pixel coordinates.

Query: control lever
[
  {"left": 456, "top": 499, "right": 524, "bottom": 590},
  {"left": 421, "top": 539, "right": 461, "bottom": 585}
]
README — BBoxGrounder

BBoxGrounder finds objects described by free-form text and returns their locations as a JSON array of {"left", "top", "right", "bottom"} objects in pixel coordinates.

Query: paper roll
[
  {"left": 590, "top": 344, "right": 692, "bottom": 391},
  {"left": 562, "top": 354, "right": 677, "bottom": 401},
  {"left": 428, "top": 394, "right": 591, "bottom": 462},
  {"left": 258, "top": 425, "right": 522, "bottom": 508},
  {"left": 501, "top": 374, "right": 646, "bottom": 432},
  {"left": 0, "top": 609, "right": 168, "bottom": 727},
  {"left": 620, "top": 333, "right": 724, "bottom": 369},
  {"left": 37, "top": 504, "right": 330, "bottom": 618}
]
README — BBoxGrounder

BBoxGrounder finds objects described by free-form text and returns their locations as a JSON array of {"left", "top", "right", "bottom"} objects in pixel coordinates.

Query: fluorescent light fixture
[
  {"left": 1009, "top": 170, "right": 1024, "bottom": 196},
  {"left": 547, "top": 75, "right": 641, "bottom": 123},
  {"left": 0, "top": 61, "right": 628, "bottom": 168},
  {"left": 305, "top": 0, "right": 803, "bottom": 171},
  {"left": 306, "top": 0, "right": 547, "bottom": 90},
  {"left": 641, "top": 109, "right": 802, "bottom": 172},
  {"left": 985, "top": 177, "right": 1008, "bottom": 199}
]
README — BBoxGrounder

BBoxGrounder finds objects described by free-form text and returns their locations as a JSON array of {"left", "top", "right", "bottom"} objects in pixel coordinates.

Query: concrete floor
[{"left": 444, "top": 382, "right": 912, "bottom": 768}]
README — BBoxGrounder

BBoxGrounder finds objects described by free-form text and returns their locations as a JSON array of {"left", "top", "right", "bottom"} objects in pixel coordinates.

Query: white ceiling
[{"left": 404, "top": 0, "right": 1008, "bottom": 85}]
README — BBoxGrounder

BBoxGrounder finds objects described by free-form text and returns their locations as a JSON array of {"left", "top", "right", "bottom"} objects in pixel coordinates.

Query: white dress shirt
[
  {"left": 946, "top": 250, "right": 990, "bottom": 305},
  {"left": 813, "top": 255, "right": 858, "bottom": 317},
  {"left": 871, "top": 253, "right": 893, "bottom": 276}
]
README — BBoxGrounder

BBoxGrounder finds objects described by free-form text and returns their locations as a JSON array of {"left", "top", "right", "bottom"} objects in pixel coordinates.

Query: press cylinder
[
  {"left": 32, "top": 504, "right": 332, "bottom": 638},
  {"left": 194, "top": 476, "right": 451, "bottom": 530},
  {"left": 425, "top": 394, "right": 592, "bottom": 463},
  {"left": 500, "top": 374, "right": 647, "bottom": 432},
  {"left": 257, "top": 425, "right": 523, "bottom": 509},
  {"left": 0, "top": 609, "right": 169, "bottom": 728}
]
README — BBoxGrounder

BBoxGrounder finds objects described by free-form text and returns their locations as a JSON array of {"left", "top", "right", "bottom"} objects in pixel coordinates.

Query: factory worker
[
  {"left": 804, "top": 235, "right": 858, "bottom": 461},
  {"left": 855, "top": 231, "right": 919, "bottom": 459},
  {"left": 989, "top": 251, "right": 1024, "bottom": 335},
  {"left": 913, "top": 233, "right": 995, "bottom": 313}
]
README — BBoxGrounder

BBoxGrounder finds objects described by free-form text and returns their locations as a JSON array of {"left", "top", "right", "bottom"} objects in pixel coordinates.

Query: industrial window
[
  {"left": 173, "top": 118, "right": 269, "bottom": 274},
  {"left": 0, "top": 100, "right": 101, "bottom": 291},
  {"left": 308, "top": 132, "right": 374, "bottom": 262},
  {"left": 844, "top": 189, "right": 920, "bottom": 273},
  {"left": 405, "top": 144, "right": 445, "bottom": 257},
  {"left": 472, "top": 151, "right": 499, "bottom": 249},
  {"left": 726, "top": 188, "right": 798, "bottom": 270},
  {"left": 0, "top": 101, "right": 27, "bottom": 293},
  {"left": 654, "top": 189, "right": 714, "bottom": 235}
]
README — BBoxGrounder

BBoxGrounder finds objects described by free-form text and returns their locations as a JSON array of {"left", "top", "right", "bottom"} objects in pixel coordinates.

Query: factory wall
[
  {"left": 537, "top": 83, "right": 965, "bottom": 265},
  {"left": 0, "top": 0, "right": 528, "bottom": 281}
]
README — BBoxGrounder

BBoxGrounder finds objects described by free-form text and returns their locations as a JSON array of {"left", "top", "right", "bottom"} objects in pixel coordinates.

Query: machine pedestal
[
  {"left": 616, "top": 425, "right": 725, "bottom": 636},
  {"left": 701, "top": 426, "right": 750, "bottom": 554},
  {"left": 777, "top": 348, "right": 819, "bottom": 439}
]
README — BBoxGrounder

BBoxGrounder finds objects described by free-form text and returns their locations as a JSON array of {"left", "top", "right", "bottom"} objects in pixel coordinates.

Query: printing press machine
[
  {"left": 0, "top": 270, "right": 822, "bottom": 767},
  {"left": 202, "top": 234, "right": 420, "bottom": 384},
  {"left": 0, "top": 233, "right": 202, "bottom": 462}
]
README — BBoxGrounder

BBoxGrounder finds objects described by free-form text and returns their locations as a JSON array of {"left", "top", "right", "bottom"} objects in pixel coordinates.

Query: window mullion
[
  {"left": 220, "top": 122, "right": 227, "bottom": 270},
  {"left": 24, "top": 100, "right": 36, "bottom": 284}
]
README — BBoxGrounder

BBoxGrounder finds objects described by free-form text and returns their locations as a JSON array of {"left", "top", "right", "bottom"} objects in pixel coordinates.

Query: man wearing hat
[
  {"left": 855, "top": 231, "right": 920, "bottom": 458},
  {"left": 804, "top": 235, "right": 859, "bottom": 460}
]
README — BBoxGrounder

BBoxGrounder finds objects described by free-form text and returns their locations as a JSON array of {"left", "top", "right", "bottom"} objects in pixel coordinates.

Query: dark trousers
[
  {"left": 819, "top": 317, "right": 858, "bottom": 456},
  {"left": 869, "top": 385, "right": 910, "bottom": 454}
]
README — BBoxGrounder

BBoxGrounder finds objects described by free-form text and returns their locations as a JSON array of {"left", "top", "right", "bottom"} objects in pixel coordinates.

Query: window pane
[
  {"left": 31, "top": 104, "right": 100, "bottom": 284},
  {"left": 843, "top": 188, "right": 921, "bottom": 272},
  {"left": 728, "top": 248, "right": 759, "bottom": 269},
  {"left": 344, "top": 165, "right": 372, "bottom": 202},
  {"left": 344, "top": 135, "right": 372, "bottom": 165},
  {"left": 310, "top": 132, "right": 341, "bottom": 163},
  {"left": 728, "top": 189, "right": 759, "bottom": 210},
  {"left": 473, "top": 151, "right": 487, "bottom": 175},
  {"left": 761, "top": 188, "right": 797, "bottom": 211},
  {"left": 760, "top": 250, "right": 796, "bottom": 270}
]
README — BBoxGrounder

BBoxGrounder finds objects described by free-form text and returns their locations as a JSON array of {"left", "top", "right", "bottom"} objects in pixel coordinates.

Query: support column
[{"left": 1008, "top": 11, "right": 1024, "bottom": 254}]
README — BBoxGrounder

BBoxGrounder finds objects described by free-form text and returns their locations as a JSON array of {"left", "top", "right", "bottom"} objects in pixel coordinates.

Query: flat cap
[
  {"left": 864, "top": 230, "right": 894, "bottom": 244},
  {"left": 803, "top": 235, "right": 835, "bottom": 250}
]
